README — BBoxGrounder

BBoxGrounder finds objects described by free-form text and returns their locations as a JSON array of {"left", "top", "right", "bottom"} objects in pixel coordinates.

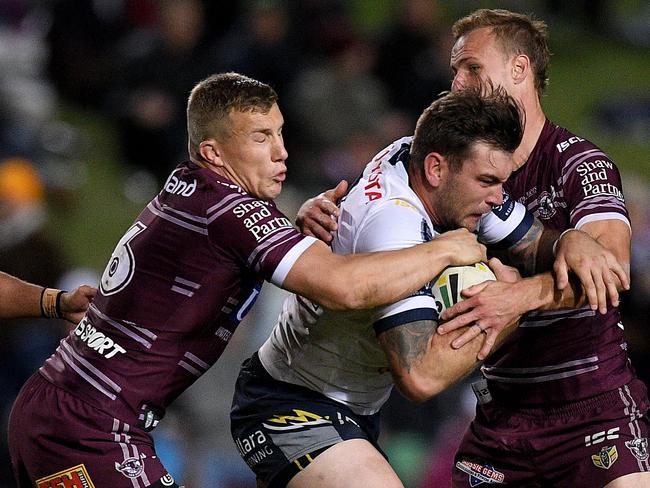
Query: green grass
[{"left": 543, "top": 30, "right": 650, "bottom": 177}]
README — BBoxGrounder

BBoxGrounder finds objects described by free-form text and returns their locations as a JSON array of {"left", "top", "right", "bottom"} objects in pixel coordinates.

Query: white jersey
[{"left": 259, "top": 137, "right": 533, "bottom": 415}]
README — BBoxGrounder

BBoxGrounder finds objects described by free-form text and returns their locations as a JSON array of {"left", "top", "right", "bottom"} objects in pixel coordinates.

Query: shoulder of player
[
  {"left": 537, "top": 124, "right": 620, "bottom": 182},
  {"left": 350, "top": 163, "right": 412, "bottom": 209},
  {"left": 163, "top": 175, "right": 288, "bottom": 236},
  {"left": 354, "top": 196, "right": 428, "bottom": 245},
  {"left": 547, "top": 124, "right": 613, "bottom": 162}
]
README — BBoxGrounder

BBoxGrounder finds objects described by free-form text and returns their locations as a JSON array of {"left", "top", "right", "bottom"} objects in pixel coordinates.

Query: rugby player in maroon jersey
[
  {"left": 7, "top": 73, "right": 491, "bottom": 488},
  {"left": 298, "top": 10, "right": 648, "bottom": 487},
  {"left": 441, "top": 10, "right": 649, "bottom": 487}
]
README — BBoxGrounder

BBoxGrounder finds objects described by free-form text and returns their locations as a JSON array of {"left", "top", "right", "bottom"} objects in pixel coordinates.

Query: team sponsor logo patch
[
  {"left": 625, "top": 437, "right": 649, "bottom": 461},
  {"left": 115, "top": 455, "right": 145, "bottom": 478},
  {"left": 232, "top": 199, "right": 294, "bottom": 242},
  {"left": 591, "top": 445, "right": 618, "bottom": 469},
  {"left": 455, "top": 459, "right": 505, "bottom": 485},
  {"left": 36, "top": 464, "right": 95, "bottom": 488},
  {"left": 262, "top": 409, "right": 332, "bottom": 431},
  {"left": 160, "top": 473, "right": 176, "bottom": 486},
  {"left": 164, "top": 173, "right": 196, "bottom": 197}
]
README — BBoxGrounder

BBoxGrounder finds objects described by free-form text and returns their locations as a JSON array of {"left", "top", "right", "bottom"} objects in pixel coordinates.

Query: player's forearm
[
  {"left": 412, "top": 328, "right": 483, "bottom": 401},
  {"left": 335, "top": 241, "right": 453, "bottom": 310},
  {"left": 0, "top": 272, "right": 44, "bottom": 319},
  {"left": 284, "top": 241, "right": 449, "bottom": 310},
  {"left": 382, "top": 312, "right": 517, "bottom": 402},
  {"left": 497, "top": 219, "right": 558, "bottom": 277},
  {"left": 515, "top": 272, "right": 587, "bottom": 312},
  {"left": 430, "top": 321, "right": 517, "bottom": 388}
]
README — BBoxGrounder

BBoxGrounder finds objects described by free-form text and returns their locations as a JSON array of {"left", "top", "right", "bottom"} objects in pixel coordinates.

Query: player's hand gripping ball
[{"left": 432, "top": 262, "right": 496, "bottom": 316}]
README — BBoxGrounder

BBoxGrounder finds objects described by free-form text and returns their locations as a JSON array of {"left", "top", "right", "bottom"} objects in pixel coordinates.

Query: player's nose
[
  {"left": 273, "top": 139, "right": 288, "bottom": 162},
  {"left": 487, "top": 187, "right": 504, "bottom": 207},
  {"left": 452, "top": 73, "right": 465, "bottom": 92}
]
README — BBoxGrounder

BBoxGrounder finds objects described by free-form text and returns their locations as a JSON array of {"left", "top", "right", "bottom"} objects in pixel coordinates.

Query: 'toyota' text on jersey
[{"left": 40, "top": 161, "right": 315, "bottom": 428}]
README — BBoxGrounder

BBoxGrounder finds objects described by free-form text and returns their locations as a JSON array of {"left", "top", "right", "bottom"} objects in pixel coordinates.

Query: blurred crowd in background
[{"left": 1, "top": 0, "right": 649, "bottom": 486}]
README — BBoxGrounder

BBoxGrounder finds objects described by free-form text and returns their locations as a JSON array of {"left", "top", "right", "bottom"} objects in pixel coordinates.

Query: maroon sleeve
[
  {"left": 560, "top": 146, "right": 629, "bottom": 229},
  {"left": 206, "top": 192, "right": 310, "bottom": 282}
]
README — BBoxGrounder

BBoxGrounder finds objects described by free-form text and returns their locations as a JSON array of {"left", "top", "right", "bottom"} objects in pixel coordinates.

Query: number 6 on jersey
[{"left": 100, "top": 222, "right": 147, "bottom": 295}]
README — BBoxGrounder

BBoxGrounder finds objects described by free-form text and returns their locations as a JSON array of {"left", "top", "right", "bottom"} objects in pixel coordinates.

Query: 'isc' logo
[
  {"left": 585, "top": 427, "right": 620, "bottom": 447},
  {"left": 556, "top": 136, "right": 584, "bottom": 153}
]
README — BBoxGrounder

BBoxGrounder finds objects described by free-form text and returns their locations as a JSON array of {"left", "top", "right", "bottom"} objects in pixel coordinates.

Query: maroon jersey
[
  {"left": 40, "top": 161, "right": 315, "bottom": 428},
  {"left": 485, "top": 120, "right": 633, "bottom": 405}
]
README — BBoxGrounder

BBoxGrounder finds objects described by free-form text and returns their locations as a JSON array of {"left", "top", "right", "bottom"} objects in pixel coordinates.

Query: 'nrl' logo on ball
[{"left": 115, "top": 456, "right": 145, "bottom": 478}]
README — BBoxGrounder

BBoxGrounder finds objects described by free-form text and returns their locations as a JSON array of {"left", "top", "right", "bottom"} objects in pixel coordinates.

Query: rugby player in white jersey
[{"left": 229, "top": 88, "right": 601, "bottom": 487}]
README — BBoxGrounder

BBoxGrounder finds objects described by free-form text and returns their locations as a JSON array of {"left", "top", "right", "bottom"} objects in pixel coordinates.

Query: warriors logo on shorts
[
  {"left": 591, "top": 445, "right": 618, "bottom": 470},
  {"left": 36, "top": 464, "right": 95, "bottom": 488}
]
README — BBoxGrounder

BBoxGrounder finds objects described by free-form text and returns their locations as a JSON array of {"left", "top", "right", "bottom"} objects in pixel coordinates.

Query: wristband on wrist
[
  {"left": 552, "top": 228, "right": 580, "bottom": 257},
  {"left": 40, "top": 288, "right": 65, "bottom": 319},
  {"left": 39, "top": 287, "right": 47, "bottom": 317}
]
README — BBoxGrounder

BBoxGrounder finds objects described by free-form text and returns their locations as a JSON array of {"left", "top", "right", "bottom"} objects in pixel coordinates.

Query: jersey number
[{"left": 100, "top": 222, "right": 147, "bottom": 296}]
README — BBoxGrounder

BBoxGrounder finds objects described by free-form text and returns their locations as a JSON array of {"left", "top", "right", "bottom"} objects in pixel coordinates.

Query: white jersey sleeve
[
  {"left": 477, "top": 191, "right": 534, "bottom": 249},
  {"left": 352, "top": 198, "right": 439, "bottom": 335}
]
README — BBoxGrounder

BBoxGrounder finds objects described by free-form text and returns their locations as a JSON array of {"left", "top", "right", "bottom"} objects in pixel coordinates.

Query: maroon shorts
[
  {"left": 452, "top": 378, "right": 650, "bottom": 487},
  {"left": 8, "top": 372, "right": 178, "bottom": 488}
]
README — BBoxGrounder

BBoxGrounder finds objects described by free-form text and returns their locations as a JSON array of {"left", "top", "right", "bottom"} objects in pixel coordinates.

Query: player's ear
[
  {"left": 198, "top": 139, "right": 224, "bottom": 167},
  {"left": 423, "top": 152, "right": 445, "bottom": 188},
  {"left": 512, "top": 54, "right": 529, "bottom": 85}
]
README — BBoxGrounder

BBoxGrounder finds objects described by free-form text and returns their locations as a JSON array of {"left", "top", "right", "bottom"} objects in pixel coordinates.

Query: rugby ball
[{"left": 432, "top": 262, "right": 496, "bottom": 314}]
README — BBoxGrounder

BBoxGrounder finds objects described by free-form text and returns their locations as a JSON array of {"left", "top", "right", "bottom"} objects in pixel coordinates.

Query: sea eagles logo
[
  {"left": 625, "top": 437, "right": 649, "bottom": 461},
  {"left": 115, "top": 456, "right": 145, "bottom": 478},
  {"left": 537, "top": 186, "right": 557, "bottom": 219}
]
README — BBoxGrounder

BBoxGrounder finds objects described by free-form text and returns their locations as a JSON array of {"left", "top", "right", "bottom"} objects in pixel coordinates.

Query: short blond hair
[
  {"left": 453, "top": 9, "right": 550, "bottom": 96},
  {"left": 186, "top": 72, "right": 278, "bottom": 159}
]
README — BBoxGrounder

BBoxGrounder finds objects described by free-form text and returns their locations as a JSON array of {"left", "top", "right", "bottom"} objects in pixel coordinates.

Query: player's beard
[{"left": 434, "top": 175, "right": 480, "bottom": 231}]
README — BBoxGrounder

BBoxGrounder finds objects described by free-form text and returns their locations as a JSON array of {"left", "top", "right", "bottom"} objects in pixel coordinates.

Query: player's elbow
[
  {"left": 319, "top": 271, "right": 374, "bottom": 311},
  {"left": 321, "top": 289, "right": 369, "bottom": 311},
  {"left": 396, "top": 372, "right": 449, "bottom": 404}
]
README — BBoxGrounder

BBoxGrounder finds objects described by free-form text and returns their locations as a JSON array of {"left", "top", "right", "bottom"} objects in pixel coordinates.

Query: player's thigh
[
  {"left": 288, "top": 439, "right": 403, "bottom": 488},
  {"left": 556, "top": 382, "right": 650, "bottom": 486},
  {"left": 605, "top": 472, "right": 650, "bottom": 487},
  {"left": 231, "top": 354, "right": 387, "bottom": 487},
  {"left": 9, "top": 373, "right": 175, "bottom": 487}
]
